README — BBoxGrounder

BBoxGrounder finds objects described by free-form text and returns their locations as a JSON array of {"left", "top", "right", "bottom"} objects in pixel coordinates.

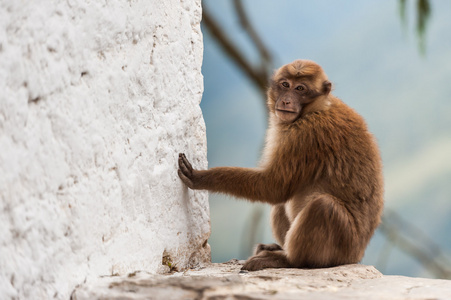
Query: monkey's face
[
  {"left": 268, "top": 60, "right": 332, "bottom": 123},
  {"left": 273, "top": 79, "right": 311, "bottom": 123}
]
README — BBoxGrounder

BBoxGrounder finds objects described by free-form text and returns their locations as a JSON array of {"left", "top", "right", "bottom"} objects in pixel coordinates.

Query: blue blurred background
[{"left": 200, "top": 0, "right": 451, "bottom": 278}]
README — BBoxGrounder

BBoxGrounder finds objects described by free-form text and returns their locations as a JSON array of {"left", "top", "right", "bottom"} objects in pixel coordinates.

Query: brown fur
[{"left": 178, "top": 59, "right": 384, "bottom": 271}]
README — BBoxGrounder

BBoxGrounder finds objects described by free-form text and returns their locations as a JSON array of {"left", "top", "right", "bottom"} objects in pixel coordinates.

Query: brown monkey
[{"left": 178, "top": 59, "right": 383, "bottom": 271}]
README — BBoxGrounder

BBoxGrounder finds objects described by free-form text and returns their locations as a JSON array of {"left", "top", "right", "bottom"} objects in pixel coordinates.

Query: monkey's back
[{"left": 295, "top": 97, "right": 384, "bottom": 242}]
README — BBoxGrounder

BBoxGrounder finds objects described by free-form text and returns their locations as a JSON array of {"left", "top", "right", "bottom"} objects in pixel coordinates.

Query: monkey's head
[{"left": 268, "top": 60, "right": 332, "bottom": 123}]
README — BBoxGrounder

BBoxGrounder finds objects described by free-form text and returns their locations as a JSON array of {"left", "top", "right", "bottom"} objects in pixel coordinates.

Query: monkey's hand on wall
[
  {"left": 178, "top": 153, "right": 202, "bottom": 189},
  {"left": 178, "top": 152, "right": 293, "bottom": 202}
]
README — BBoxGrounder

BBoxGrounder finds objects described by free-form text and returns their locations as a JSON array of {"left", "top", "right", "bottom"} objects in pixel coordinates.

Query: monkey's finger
[
  {"left": 178, "top": 153, "right": 185, "bottom": 168},
  {"left": 241, "top": 258, "right": 263, "bottom": 271},
  {"left": 179, "top": 154, "right": 193, "bottom": 174},
  {"left": 182, "top": 153, "right": 193, "bottom": 171},
  {"left": 254, "top": 244, "right": 266, "bottom": 255},
  {"left": 178, "top": 169, "right": 194, "bottom": 189},
  {"left": 178, "top": 154, "right": 184, "bottom": 168},
  {"left": 179, "top": 158, "right": 193, "bottom": 178},
  {"left": 255, "top": 243, "right": 282, "bottom": 254},
  {"left": 178, "top": 154, "right": 192, "bottom": 175}
]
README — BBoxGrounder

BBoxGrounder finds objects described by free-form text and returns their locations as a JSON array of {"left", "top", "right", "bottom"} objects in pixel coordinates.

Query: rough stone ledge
[{"left": 71, "top": 260, "right": 451, "bottom": 300}]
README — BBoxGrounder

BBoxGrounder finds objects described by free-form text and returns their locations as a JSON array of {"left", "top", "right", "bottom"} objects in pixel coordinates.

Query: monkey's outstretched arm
[{"left": 178, "top": 153, "right": 293, "bottom": 204}]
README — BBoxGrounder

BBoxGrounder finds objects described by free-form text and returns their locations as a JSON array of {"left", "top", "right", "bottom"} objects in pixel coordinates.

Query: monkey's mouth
[{"left": 276, "top": 109, "right": 298, "bottom": 114}]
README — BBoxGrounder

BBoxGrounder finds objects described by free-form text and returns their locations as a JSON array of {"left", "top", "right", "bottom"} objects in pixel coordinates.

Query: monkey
[{"left": 178, "top": 59, "right": 384, "bottom": 271}]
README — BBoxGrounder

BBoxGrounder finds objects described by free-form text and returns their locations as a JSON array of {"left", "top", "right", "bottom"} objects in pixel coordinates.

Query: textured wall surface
[{"left": 0, "top": 0, "right": 209, "bottom": 299}]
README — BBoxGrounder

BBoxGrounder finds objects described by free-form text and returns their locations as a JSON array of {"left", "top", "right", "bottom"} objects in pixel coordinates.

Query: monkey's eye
[
  {"left": 296, "top": 85, "right": 305, "bottom": 91},
  {"left": 281, "top": 82, "right": 289, "bottom": 88}
]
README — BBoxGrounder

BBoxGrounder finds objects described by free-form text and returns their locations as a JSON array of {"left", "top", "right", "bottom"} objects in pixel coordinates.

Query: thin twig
[
  {"left": 202, "top": 3, "right": 268, "bottom": 94},
  {"left": 385, "top": 209, "right": 446, "bottom": 259},
  {"left": 380, "top": 210, "right": 451, "bottom": 279},
  {"left": 233, "top": 0, "right": 272, "bottom": 73}
]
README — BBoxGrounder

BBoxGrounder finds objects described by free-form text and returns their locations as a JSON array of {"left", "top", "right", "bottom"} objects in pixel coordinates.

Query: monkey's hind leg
[
  {"left": 241, "top": 250, "right": 291, "bottom": 271},
  {"left": 270, "top": 204, "right": 291, "bottom": 246},
  {"left": 285, "top": 193, "right": 357, "bottom": 268},
  {"left": 242, "top": 204, "right": 290, "bottom": 270}
]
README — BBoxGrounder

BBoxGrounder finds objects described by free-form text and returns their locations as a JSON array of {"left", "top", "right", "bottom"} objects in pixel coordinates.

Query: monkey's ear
[{"left": 322, "top": 80, "right": 332, "bottom": 95}]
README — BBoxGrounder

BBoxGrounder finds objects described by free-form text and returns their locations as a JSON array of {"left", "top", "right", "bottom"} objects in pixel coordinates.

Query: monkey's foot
[
  {"left": 254, "top": 243, "right": 282, "bottom": 255},
  {"left": 241, "top": 250, "right": 291, "bottom": 271}
]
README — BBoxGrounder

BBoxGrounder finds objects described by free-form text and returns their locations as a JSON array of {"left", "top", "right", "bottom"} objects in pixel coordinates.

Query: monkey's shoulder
[
  {"left": 293, "top": 100, "right": 376, "bottom": 157},
  {"left": 303, "top": 99, "right": 368, "bottom": 133}
]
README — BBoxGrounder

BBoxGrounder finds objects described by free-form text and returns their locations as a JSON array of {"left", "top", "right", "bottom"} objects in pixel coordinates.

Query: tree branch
[
  {"left": 202, "top": 3, "right": 268, "bottom": 94},
  {"left": 233, "top": 0, "right": 272, "bottom": 73},
  {"left": 380, "top": 210, "right": 451, "bottom": 279}
]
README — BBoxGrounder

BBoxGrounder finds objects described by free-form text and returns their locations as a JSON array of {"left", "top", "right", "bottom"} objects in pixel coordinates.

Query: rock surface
[
  {"left": 72, "top": 262, "right": 451, "bottom": 300},
  {"left": 0, "top": 0, "right": 209, "bottom": 299}
]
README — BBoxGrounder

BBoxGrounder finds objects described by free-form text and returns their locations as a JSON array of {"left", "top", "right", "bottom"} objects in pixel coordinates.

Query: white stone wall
[{"left": 0, "top": 0, "right": 209, "bottom": 299}]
